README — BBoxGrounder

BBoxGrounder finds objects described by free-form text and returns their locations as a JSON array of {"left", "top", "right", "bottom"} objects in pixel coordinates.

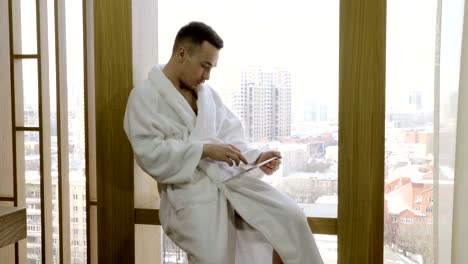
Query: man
[{"left": 124, "top": 21, "right": 323, "bottom": 264}]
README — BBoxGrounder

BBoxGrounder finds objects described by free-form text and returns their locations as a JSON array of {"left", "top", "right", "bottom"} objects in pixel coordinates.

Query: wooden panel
[
  {"left": 85, "top": 0, "right": 97, "bottom": 203},
  {"left": 134, "top": 209, "right": 159, "bottom": 226},
  {"left": 90, "top": 205, "right": 98, "bottom": 264},
  {"left": 0, "top": 244, "right": 15, "bottom": 263},
  {"left": 135, "top": 225, "right": 161, "bottom": 264},
  {"left": 338, "top": 0, "right": 386, "bottom": 263},
  {"left": 0, "top": 207, "right": 26, "bottom": 248},
  {"left": 134, "top": 209, "right": 338, "bottom": 235},
  {"left": 38, "top": 0, "right": 53, "bottom": 262},
  {"left": 83, "top": 0, "right": 93, "bottom": 263},
  {"left": 54, "top": 0, "right": 71, "bottom": 261},
  {"left": 0, "top": 0, "right": 14, "bottom": 199},
  {"left": 307, "top": 217, "right": 337, "bottom": 235},
  {"left": 94, "top": 0, "right": 134, "bottom": 263}
]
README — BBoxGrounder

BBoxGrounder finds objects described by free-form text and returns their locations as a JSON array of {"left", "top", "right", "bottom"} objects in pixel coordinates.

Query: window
[
  {"left": 384, "top": 0, "right": 462, "bottom": 262},
  {"left": 158, "top": 0, "right": 339, "bottom": 262},
  {"left": 400, "top": 217, "right": 413, "bottom": 224}
]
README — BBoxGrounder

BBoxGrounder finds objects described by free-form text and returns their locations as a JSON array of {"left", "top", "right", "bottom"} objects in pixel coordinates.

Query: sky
[
  {"left": 158, "top": 0, "right": 464, "bottom": 124},
  {"left": 16, "top": 0, "right": 464, "bottom": 125},
  {"left": 158, "top": 0, "right": 340, "bottom": 124}
]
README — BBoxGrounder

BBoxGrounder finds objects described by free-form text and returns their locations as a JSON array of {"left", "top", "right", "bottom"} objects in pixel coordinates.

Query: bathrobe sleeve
[{"left": 124, "top": 85, "right": 204, "bottom": 184}]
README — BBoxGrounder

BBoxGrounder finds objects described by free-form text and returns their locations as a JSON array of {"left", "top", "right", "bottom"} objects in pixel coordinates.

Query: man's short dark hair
[{"left": 173, "top": 21, "right": 224, "bottom": 54}]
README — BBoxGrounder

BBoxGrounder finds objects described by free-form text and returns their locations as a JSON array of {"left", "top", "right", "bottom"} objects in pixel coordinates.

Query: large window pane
[
  {"left": 385, "top": 0, "right": 436, "bottom": 261},
  {"left": 19, "top": 131, "right": 43, "bottom": 263},
  {"left": 158, "top": 0, "right": 339, "bottom": 263},
  {"left": 14, "top": 59, "right": 39, "bottom": 127},
  {"left": 315, "top": 235, "right": 337, "bottom": 264},
  {"left": 12, "top": 0, "right": 38, "bottom": 54},
  {"left": 384, "top": 0, "right": 462, "bottom": 263}
]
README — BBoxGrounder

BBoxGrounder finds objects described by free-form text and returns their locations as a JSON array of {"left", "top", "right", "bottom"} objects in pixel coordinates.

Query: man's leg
[
  {"left": 165, "top": 196, "right": 237, "bottom": 264},
  {"left": 234, "top": 212, "right": 275, "bottom": 263}
]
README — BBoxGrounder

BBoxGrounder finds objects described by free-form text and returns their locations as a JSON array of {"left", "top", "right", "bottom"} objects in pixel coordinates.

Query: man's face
[{"left": 178, "top": 41, "right": 219, "bottom": 89}]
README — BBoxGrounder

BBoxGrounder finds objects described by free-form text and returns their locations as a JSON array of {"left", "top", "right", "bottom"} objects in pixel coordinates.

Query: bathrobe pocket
[{"left": 166, "top": 169, "right": 218, "bottom": 211}]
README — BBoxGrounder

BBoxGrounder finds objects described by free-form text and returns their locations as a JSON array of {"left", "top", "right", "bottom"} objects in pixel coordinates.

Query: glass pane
[
  {"left": 14, "top": 59, "right": 39, "bottom": 127},
  {"left": 159, "top": 0, "right": 339, "bottom": 262},
  {"left": 12, "top": 0, "right": 38, "bottom": 54},
  {"left": 18, "top": 131, "right": 43, "bottom": 263},
  {"left": 384, "top": 0, "right": 462, "bottom": 263},
  {"left": 315, "top": 235, "right": 337, "bottom": 264},
  {"left": 162, "top": 233, "right": 188, "bottom": 264},
  {"left": 65, "top": 0, "right": 87, "bottom": 263},
  {"left": 385, "top": 0, "right": 436, "bottom": 260}
]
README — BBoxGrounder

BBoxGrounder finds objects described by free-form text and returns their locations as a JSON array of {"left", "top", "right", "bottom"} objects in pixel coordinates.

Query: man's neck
[{"left": 162, "top": 62, "right": 182, "bottom": 91}]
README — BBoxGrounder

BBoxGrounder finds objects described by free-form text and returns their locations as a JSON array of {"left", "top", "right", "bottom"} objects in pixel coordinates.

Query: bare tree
[{"left": 397, "top": 223, "right": 434, "bottom": 264}]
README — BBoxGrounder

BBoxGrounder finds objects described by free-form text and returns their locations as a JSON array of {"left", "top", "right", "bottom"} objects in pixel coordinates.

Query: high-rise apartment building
[
  {"left": 233, "top": 67, "right": 292, "bottom": 142},
  {"left": 26, "top": 174, "right": 87, "bottom": 264}
]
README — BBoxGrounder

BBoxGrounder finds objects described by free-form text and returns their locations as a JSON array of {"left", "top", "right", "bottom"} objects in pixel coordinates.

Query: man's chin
[{"left": 181, "top": 83, "right": 200, "bottom": 90}]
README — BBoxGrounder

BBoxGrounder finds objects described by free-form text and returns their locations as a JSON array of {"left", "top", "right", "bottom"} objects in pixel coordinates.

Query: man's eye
[{"left": 202, "top": 64, "right": 210, "bottom": 69}]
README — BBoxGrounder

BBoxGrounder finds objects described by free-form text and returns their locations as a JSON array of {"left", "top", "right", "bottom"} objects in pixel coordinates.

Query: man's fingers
[
  {"left": 224, "top": 157, "right": 234, "bottom": 166},
  {"left": 238, "top": 154, "right": 248, "bottom": 164},
  {"left": 228, "top": 144, "right": 241, "bottom": 153},
  {"left": 261, "top": 159, "right": 280, "bottom": 169},
  {"left": 270, "top": 160, "right": 279, "bottom": 166},
  {"left": 232, "top": 153, "right": 248, "bottom": 165},
  {"left": 228, "top": 146, "right": 248, "bottom": 164},
  {"left": 261, "top": 167, "right": 273, "bottom": 175},
  {"left": 264, "top": 163, "right": 276, "bottom": 170},
  {"left": 226, "top": 153, "right": 241, "bottom": 166},
  {"left": 273, "top": 151, "right": 282, "bottom": 159}
]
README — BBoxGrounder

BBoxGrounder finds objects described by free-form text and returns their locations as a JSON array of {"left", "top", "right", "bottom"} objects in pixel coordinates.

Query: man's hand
[
  {"left": 202, "top": 144, "right": 248, "bottom": 166},
  {"left": 255, "top": 151, "right": 282, "bottom": 175}
]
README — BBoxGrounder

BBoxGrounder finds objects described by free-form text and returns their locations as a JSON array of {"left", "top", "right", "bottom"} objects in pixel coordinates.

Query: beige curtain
[{"left": 452, "top": 0, "right": 468, "bottom": 262}]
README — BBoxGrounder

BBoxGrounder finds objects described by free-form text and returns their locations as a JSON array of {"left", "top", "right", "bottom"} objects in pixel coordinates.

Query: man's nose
[{"left": 203, "top": 70, "right": 210, "bottom": 80}]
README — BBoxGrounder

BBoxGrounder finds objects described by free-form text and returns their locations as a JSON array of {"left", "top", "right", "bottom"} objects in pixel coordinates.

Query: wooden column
[
  {"left": 94, "top": 0, "right": 134, "bottom": 263},
  {"left": 338, "top": 0, "right": 386, "bottom": 263}
]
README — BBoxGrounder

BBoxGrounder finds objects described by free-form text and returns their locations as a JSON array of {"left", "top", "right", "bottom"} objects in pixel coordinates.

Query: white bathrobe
[{"left": 124, "top": 65, "right": 323, "bottom": 264}]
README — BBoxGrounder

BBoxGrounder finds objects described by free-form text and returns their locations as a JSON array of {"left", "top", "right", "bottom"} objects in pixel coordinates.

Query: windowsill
[{"left": 0, "top": 206, "right": 27, "bottom": 247}]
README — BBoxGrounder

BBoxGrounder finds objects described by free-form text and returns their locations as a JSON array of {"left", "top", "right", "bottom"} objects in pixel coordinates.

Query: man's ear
[{"left": 176, "top": 47, "right": 186, "bottom": 62}]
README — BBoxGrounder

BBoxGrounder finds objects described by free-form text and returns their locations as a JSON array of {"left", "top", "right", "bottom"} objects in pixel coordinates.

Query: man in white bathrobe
[{"left": 124, "top": 21, "right": 323, "bottom": 264}]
